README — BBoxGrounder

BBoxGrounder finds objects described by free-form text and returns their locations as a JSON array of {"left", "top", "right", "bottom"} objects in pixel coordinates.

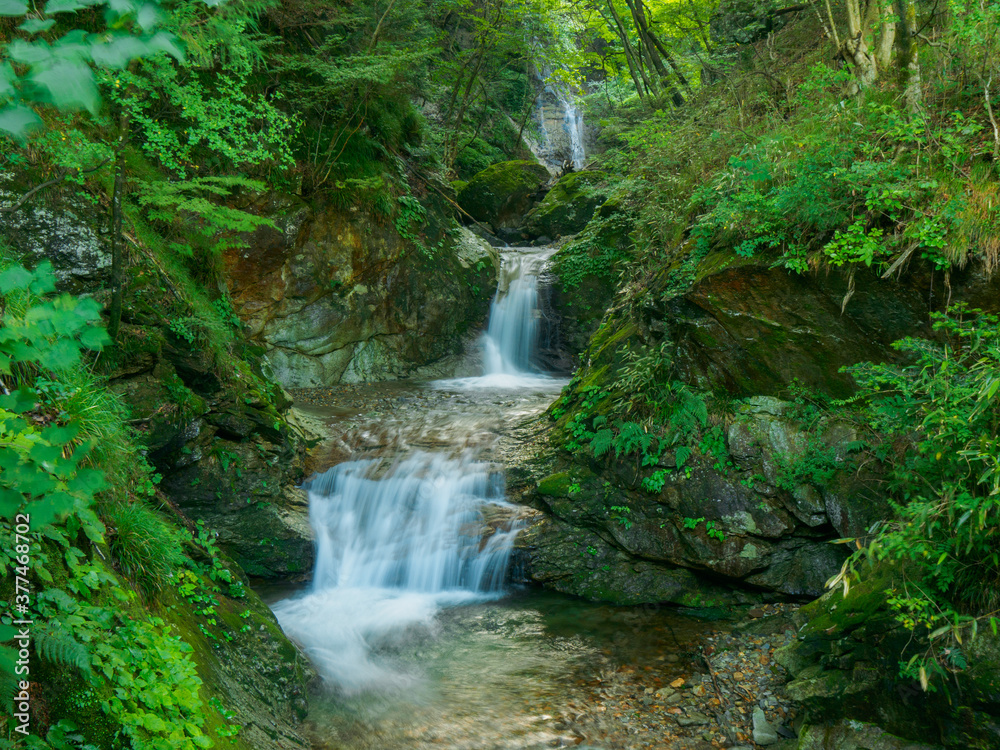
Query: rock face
[
  {"left": 774, "top": 569, "right": 999, "bottom": 749},
  {"left": 523, "top": 170, "right": 608, "bottom": 239},
  {"left": 1, "top": 177, "right": 111, "bottom": 293},
  {"left": 518, "top": 397, "right": 883, "bottom": 604},
  {"left": 663, "top": 253, "right": 1000, "bottom": 398},
  {"left": 107, "top": 330, "right": 316, "bottom": 579},
  {"left": 223, "top": 195, "right": 498, "bottom": 387},
  {"left": 457, "top": 160, "right": 551, "bottom": 229},
  {"left": 548, "top": 198, "right": 631, "bottom": 363}
]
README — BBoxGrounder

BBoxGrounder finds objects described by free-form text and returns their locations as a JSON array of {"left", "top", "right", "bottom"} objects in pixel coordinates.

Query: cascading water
[
  {"left": 272, "top": 246, "right": 561, "bottom": 693},
  {"left": 481, "top": 247, "right": 557, "bottom": 381},
  {"left": 529, "top": 68, "right": 587, "bottom": 172}
]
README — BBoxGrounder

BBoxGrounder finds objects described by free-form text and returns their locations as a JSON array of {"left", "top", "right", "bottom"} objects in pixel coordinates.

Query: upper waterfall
[{"left": 528, "top": 69, "right": 587, "bottom": 173}]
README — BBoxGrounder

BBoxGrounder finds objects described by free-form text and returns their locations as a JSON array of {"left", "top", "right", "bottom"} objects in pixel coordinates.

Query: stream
[{"left": 267, "top": 247, "right": 750, "bottom": 749}]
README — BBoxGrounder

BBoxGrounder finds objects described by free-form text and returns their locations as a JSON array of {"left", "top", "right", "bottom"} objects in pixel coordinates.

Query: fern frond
[
  {"left": 35, "top": 628, "right": 91, "bottom": 675},
  {"left": 591, "top": 428, "right": 614, "bottom": 457}
]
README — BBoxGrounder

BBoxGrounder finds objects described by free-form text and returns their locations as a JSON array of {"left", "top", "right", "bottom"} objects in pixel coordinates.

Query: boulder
[
  {"left": 523, "top": 170, "right": 608, "bottom": 239},
  {"left": 518, "top": 399, "right": 869, "bottom": 604},
  {"left": 548, "top": 198, "right": 631, "bottom": 364},
  {"left": 1, "top": 177, "right": 111, "bottom": 293},
  {"left": 457, "top": 160, "right": 551, "bottom": 228}
]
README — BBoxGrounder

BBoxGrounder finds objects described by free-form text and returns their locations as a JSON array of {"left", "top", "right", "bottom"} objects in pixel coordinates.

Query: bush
[{"left": 841, "top": 306, "right": 1000, "bottom": 687}]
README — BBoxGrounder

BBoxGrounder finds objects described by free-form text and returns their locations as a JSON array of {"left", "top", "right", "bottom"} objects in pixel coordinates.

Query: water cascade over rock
[
  {"left": 528, "top": 70, "right": 588, "bottom": 173},
  {"left": 273, "top": 246, "right": 564, "bottom": 692}
]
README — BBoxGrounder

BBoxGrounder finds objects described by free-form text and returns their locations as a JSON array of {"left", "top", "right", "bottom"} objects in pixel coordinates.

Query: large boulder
[
  {"left": 223, "top": 195, "right": 498, "bottom": 387},
  {"left": 457, "top": 160, "right": 550, "bottom": 229},
  {"left": 548, "top": 197, "right": 631, "bottom": 364},
  {"left": 524, "top": 170, "right": 608, "bottom": 239}
]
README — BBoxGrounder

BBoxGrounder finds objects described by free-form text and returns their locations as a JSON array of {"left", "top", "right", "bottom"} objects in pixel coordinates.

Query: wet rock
[
  {"left": 796, "top": 720, "right": 942, "bottom": 750},
  {"left": 548, "top": 198, "right": 630, "bottom": 364},
  {"left": 753, "top": 707, "right": 779, "bottom": 745},
  {"left": 223, "top": 196, "right": 498, "bottom": 387},
  {"left": 677, "top": 711, "right": 711, "bottom": 726},
  {"left": 523, "top": 170, "right": 608, "bottom": 239}
]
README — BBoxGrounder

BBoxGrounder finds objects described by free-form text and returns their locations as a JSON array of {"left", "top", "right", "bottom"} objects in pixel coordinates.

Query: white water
[
  {"left": 272, "top": 455, "right": 518, "bottom": 691},
  {"left": 438, "top": 247, "right": 561, "bottom": 391},
  {"left": 273, "top": 247, "right": 563, "bottom": 693},
  {"left": 530, "top": 70, "right": 587, "bottom": 172}
]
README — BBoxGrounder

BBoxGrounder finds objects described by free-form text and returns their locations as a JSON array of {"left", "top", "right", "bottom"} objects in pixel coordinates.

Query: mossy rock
[
  {"left": 524, "top": 171, "right": 608, "bottom": 239},
  {"left": 457, "top": 160, "right": 550, "bottom": 228}
]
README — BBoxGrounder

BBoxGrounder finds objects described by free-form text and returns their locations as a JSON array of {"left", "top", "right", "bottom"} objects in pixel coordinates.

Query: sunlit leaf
[
  {"left": 0, "top": 0, "right": 27, "bottom": 16},
  {"left": 0, "top": 104, "right": 42, "bottom": 138}
]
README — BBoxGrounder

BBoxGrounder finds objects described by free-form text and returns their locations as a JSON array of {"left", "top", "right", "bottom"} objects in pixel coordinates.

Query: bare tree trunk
[
  {"left": 107, "top": 149, "right": 126, "bottom": 341},
  {"left": 895, "top": 0, "right": 922, "bottom": 113}
]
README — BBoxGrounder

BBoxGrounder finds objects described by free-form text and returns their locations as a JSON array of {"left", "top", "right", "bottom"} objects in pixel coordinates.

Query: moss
[
  {"left": 538, "top": 471, "right": 573, "bottom": 497},
  {"left": 524, "top": 170, "right": 608, "bottom": 238},
  {"left": 456, "top": 160, "right": 550, "bottom": 228}
]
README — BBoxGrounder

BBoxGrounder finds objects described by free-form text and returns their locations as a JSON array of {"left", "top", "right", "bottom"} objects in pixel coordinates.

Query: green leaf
[
  {"left": 44, "top": 0, "right": 99, "bottom": 12},
  {"left": 30, "top": 61, "right": 100, "bottom": 113},
  {"left": 0, "top": 0, "right": 27, "bottom": 15},
  {"left": 79, "top": 326, "right": 110, "bottom": 351},
  {"left": 0, "top": 264, "right": 32, "bottom": 293},
  {"left": 0, "top": 104, "right": 42, "bottom": 138},
  {"left": 0, "top": 63, "right": 16, "bottom": 98},
  {"left": 40, "top": 424, "right": 80, "bottom": 445},
  {"left": 19, "top": 17, "right": 56, "bottom": 32}
]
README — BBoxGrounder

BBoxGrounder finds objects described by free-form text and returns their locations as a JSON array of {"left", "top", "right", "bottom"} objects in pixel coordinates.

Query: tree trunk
[
  {"left": 107, "top": 150, "right": 126, "bottom": 341},
  {"left": 895, "top": 0, "right": 922, "bottom": 113}
]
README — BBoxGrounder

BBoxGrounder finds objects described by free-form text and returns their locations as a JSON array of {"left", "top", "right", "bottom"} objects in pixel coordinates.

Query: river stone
[
  {"left": 677, "top": 712, "right": 711, "bottom": 727},
  {"left": 753, "top": 707, "right": 779, "bottom": 745}
]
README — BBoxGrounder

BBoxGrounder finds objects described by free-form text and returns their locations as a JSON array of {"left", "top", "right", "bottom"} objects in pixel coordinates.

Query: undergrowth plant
[{"left": 831, "top": 306, "right": 1000, "bottom": 691}]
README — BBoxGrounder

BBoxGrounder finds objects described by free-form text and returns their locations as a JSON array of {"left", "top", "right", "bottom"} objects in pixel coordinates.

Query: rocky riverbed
[{"left": 279, "top": 382, "right": 806, "bottom": 750}]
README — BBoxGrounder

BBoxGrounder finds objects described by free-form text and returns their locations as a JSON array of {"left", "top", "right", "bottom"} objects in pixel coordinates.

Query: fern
[
  {"left": 675, "top": 446, "right": 692, "bottom": 468},
  {"left": 35, "top": 627, "right": 92, "bottom": 675},
  {"left": 591, "top": 428, "right": 614, "bottom": 457},
  {"left": 613, "top": 421, "right": 655, "bottom": 458}
]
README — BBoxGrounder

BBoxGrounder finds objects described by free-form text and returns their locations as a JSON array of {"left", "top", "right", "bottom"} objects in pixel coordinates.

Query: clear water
[{"left": 269, "top": 248, "right": 713, "bottom": 749}]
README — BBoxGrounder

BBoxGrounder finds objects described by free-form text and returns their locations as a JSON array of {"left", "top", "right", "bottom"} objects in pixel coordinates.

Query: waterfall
[
  {"left": 308, "top": 456, "right": 513, "bottom": 594},
  {"left": 272, "top": 247, "right": 563, "bottom": 692},
  {"left": 272, "top": 455, "right": 520, "bottom": 692},
  {"left": 441, "top": 247, "right": 558, "bottom": 390},
  {"left": 528, "top": 68, "right": 587, "bottom": 172}
]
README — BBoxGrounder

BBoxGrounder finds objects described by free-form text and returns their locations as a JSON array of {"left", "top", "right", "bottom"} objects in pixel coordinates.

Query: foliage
[
  {"left": 839, "top": 307, "right": 1000, "bottom": 688},
  {"left": 102, "top": 499, "right": 187, "bottom": 594},
  {"left": 0, "top": 0, "right": 182, "bottom": 139}
]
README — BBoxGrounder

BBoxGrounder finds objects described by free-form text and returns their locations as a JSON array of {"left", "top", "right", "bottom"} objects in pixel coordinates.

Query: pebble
[{"left": 676, "top": 712, "right": 711, "bottom": 727}]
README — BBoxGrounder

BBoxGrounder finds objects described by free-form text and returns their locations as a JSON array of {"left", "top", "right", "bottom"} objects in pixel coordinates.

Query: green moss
[
  {"left": 524, "top": 170, "right": 608, "bottom": 238},
  {"left": 456, "top": 160, "right": 550, "bottom": 227},
  {"left": 538, "top": 471, "right": 573, "bottom": 497}
]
